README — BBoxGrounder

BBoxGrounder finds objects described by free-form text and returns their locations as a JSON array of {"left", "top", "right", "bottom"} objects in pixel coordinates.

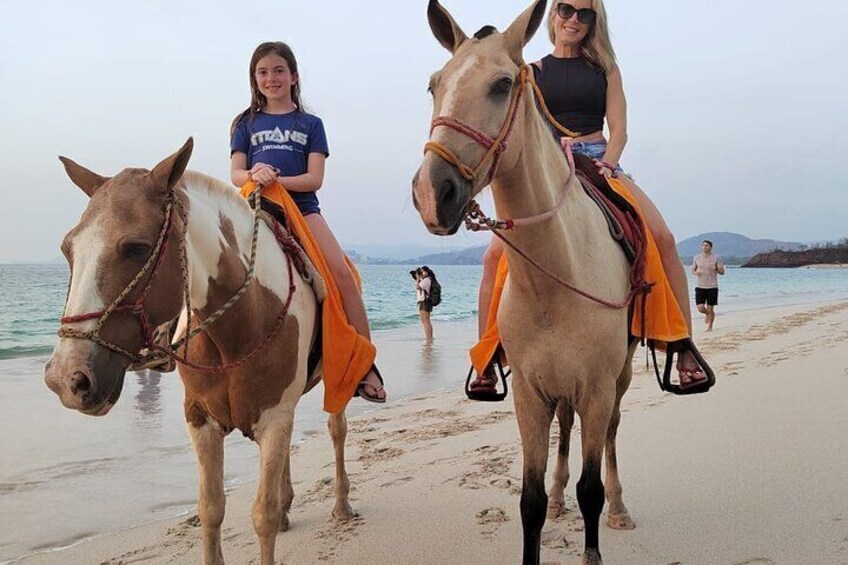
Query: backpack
[{"left": 428, "top": 279, "right": 442, "bottom": 307}]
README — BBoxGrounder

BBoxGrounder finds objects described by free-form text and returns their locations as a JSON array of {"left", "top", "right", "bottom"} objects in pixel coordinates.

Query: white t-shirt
[
  {"left": 693, "top": 253, "right": 723, "bottom": 289},
  {"left": 416, "top": 276, "right": 431, "bottom": 302}
]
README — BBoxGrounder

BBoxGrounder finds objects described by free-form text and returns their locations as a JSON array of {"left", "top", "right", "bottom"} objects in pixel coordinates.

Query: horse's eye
[
  {"left": 427, "top": 84, "right": 434, "bottom": 97},
  {"left": 490, "top": 77, "right": 513, "bottom": 96},
  {"left": 120, "top": 242, "right": 152, "bottom": 260}
]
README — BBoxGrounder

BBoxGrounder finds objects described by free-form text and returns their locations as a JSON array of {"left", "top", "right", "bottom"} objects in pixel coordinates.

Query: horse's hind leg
[
  {"left": 548, "top": 400, "right": 575, "bottom": 520},
  {"left": 605, "top": 360, "right": 635, "bottom": 530},
  {"left": 187, "top": 420, "right": 226, "bottom": 565},
  {"left": 327, "top": 411, "right": 354, "bottom": 521},
  {"left": 253, "top": 409, "right": 295, "bottom": 565},
  {"left": 577, "top": 395, "right": 616, "bottom": 565},
  {"left": 514, "top": 377, "right": 556, "bottom": 565}
]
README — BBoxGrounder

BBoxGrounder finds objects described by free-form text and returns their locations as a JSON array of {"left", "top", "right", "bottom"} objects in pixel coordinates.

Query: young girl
[{"left": 230, "top": 42, "right": 385, "bottom": 403}]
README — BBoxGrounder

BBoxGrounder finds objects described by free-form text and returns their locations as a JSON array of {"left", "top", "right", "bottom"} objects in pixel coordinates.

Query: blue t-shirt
[{"left": 230, "top": 110, "right": 329, "bottom": 214}]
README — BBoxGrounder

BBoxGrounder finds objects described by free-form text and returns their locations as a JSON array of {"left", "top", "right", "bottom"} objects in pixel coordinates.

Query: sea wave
[{"left": 0, "top": 345, "right": 55, "bottom": 361}]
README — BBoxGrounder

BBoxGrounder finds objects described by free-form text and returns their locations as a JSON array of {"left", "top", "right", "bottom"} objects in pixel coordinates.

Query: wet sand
[{"left": 12, "top": 300, "right": 848, "bottom": 564}]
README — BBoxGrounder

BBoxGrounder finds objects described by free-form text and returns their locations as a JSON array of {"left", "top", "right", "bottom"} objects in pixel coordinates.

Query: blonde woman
[{"left": 471, "top": 0, "right": 709, "bottom": 395}]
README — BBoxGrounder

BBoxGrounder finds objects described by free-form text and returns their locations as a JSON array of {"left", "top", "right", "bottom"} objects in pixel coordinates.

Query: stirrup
[
  {"left": 650, "top": 338, "right": 715, "bottom": 395},
  {"left": 464, "top": 360, "right": 511, "bottom": 402}
]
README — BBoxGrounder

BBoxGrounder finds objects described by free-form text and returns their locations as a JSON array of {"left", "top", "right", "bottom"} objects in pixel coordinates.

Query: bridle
[
  {"left": 422, "top": 62, "right": 652, "bottom": 311},
  {"left": 57, "top": 183, "right": 308, "bottom": 373}
]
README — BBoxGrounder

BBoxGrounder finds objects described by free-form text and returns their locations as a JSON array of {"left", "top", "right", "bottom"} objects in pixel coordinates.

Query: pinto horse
[
  {"left": 44, "top": 139, "right": 354, "bottom": 565},
  {"left": 413, "top": 2, "right": 638, "bottom": 563}
]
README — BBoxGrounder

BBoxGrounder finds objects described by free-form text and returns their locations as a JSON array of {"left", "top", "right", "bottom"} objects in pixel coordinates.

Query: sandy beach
[{"left": 17, "top": 299, "right": 848, "bottom": 565}]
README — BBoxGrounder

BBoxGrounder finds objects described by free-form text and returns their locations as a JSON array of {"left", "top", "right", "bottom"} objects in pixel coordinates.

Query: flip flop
[
  {"left": 465, "top": 361, "right": 510, "bottom": 402},
  {"left": 355, "top": 365, "right": 386, "bottom": 404},
  {"left": 677, "top": 367, "right": 708, "bottom": 390},
  {"left": 650, "top": 338, "right": 715, "bottom": 395}
]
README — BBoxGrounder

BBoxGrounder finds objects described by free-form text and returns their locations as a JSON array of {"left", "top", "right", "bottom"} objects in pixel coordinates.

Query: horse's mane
[{"left": 180, "top": 170, "right": 252, "bottom": 214}]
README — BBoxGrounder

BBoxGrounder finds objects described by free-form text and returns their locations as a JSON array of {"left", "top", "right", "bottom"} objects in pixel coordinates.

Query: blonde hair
[{"left": 547, "top": 0, "right": 617, "bottom": 73}]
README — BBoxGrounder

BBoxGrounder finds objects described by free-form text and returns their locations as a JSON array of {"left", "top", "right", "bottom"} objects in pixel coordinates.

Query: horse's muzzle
[
  {"left": 412, "top": 159, "right": 471, "bottom": 235},
  {"left": 44, "top": 346, "right": 127, "bottom": 416}
]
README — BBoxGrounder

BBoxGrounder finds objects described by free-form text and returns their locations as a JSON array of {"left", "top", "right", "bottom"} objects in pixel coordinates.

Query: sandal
[
  {"left": 355, "top": 365, "right": 386, "bottom": 404},
  {"left": 465, "top": 359, "right": 510, "bottom": 402},
  {"left": 650, "top": 338, "right": 715, "bottom": 395},
  {"left": 677, "top": 366, "right": 708, "bottom": 390}
]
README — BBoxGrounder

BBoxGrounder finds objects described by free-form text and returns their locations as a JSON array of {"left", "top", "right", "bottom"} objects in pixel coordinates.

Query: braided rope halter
[
  {"left": 58, "top": 183, "right": 309, "bottom": 373},
  {"left": 423, "top": 63, "right": 651, "bottom": 310}
]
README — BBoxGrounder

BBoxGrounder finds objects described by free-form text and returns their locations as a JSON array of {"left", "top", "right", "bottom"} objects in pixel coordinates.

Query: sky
[{"left": 1, "top": 0, "right": 846, "bottom": 262}]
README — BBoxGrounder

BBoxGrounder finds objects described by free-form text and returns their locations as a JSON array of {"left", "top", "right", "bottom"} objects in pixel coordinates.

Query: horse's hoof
[
  {"left": 546, "top": 499, "right": 566, "bottom": 520},
  {"left": 581, "top": 548, "right": 603, "bottom": 565},
  {"left": 606, "top": 512, "right": 635, "bottom": 530},
  {"left": 332, "top": 502, "right": 355, "bottom": 522},
  {"left": 279, "top": 513, "right": 291, "bottom": 532}
]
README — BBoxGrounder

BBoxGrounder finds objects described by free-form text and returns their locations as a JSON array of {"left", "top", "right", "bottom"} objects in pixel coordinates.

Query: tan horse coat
[{"left": 413, "top": 2, "right": 636, "bottom": 564}]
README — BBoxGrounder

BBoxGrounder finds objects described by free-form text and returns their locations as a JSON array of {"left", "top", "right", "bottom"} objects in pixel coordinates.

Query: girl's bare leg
[{"left": 305, "top": 213, "right": 385, "bottom": 400}]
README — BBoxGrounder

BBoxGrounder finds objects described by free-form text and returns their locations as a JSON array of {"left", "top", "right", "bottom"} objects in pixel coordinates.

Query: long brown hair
[{"left": 230, "top": 42, "right": 303, "bottom": 139}]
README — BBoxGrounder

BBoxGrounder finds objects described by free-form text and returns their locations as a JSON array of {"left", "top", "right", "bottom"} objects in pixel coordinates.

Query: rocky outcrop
[{"left": 743, "top": 248, "right": 848, "bottom": 268}]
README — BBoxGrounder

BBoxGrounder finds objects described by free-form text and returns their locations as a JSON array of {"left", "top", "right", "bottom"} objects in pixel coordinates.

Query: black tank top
[{"left": 533, "top": 54, "right": 607, "bottom": 135}]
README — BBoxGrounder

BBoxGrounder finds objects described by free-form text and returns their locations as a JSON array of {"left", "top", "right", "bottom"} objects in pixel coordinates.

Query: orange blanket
[
  {"left": 469, "top": 176, "right": 689, "bottom": 376},
  {"left": 240, "top": 181, "right": 376, "bottom": 414}
]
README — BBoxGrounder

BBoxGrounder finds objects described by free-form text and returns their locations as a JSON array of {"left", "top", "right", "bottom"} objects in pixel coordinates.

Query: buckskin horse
[
  {"left": 413, "top": 2, "right": 640, "bottom": 563},
  {"left": 44, "top": 138, "right": 354, "bottom": 565}
]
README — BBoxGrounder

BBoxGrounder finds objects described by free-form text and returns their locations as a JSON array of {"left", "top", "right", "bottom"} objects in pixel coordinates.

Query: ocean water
[
  {"left": 4, "top": 263, "right": 848, "bottom": 361},
  {"left": 1, "top": 262, "right": 848, "bottom": 562}
]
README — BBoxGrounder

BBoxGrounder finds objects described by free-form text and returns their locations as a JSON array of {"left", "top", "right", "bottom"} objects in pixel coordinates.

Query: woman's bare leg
[
  {"left": 614, "top": 176, "right": 703, "bottom": 375},
  {"left": 478, "top": 238, "right": 504, "bottom": 339},
  {"left": 305, "top": 213, "right": 385, "bottom": 400},
  {"left": 419, "top": 310, "right": 434, "bottom": 341}
]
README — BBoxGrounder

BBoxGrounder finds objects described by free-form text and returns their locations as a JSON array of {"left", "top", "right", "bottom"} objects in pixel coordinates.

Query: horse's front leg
[
  {"left": 253, "top": 408, "right": 295, "bottom": 565},
  {"left": 187, "top": 419, "right": 226, "bottom": 565},
  {"left": 577, "top": 393, "right": 616, "bottom": 565},
  {"left": 547, "top": 400, "right": 575, "bottom": 519},
  {"left": 327, "top": 411, "right": 355, "bottom": 521},
  {"left": 513, "top": 373, "right": 556, "bottom": 565},
  {"left": 605, "top": 361, "right": 635, "bottom": 530}
]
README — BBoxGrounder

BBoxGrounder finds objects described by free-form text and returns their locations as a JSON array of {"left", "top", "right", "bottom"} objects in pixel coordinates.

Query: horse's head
[
  {"left": 44, "top": 139, "right": 193, "bottom": 416},
  {"left": 412, "top": 0, "right": 547, "bottom": 235}
]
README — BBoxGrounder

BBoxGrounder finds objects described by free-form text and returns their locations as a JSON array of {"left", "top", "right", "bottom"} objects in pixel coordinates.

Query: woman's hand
[{"left": 593, "top": 159, "right": 616, "bottom": 178}]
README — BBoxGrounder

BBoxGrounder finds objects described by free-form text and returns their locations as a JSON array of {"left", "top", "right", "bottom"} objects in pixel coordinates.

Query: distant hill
[
  {"left": 348, "top": 244, "right": 487, "bottom": 265},
  {"left": 677, "top": 232, "right": 805, "bottom": 264},
  {"left": 414, "top": 245, "right": 487, "bottom": 265},
  {"left": 744, "top": 240, "right": 848, "bottom": 268}
]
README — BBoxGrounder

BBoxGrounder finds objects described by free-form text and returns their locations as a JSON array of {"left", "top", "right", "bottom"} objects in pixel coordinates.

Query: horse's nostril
[
  {"left": 440, "top": 178, "right": 457, "bottom": 205},
  {"left": 70, "top": 371, "right": 92, "bottom": 396}
]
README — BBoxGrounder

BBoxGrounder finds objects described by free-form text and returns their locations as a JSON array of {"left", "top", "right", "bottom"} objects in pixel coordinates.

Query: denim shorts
[{"left": 569, "top": 140, "right": 626, "bottom": 176}]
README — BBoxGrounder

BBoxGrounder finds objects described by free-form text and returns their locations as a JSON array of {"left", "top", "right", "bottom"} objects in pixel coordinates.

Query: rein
[
  {"left": 423, "top": 63, "right": 650, "bottom": 311},
  {"left": 58, "top": 184, "right": 307, "bottom": 373}
]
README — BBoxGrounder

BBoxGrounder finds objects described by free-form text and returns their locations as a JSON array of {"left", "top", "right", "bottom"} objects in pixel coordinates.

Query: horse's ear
[
  {"left": 59, "top": 156, "right": 109, "bottom": 198},
  {"left": 149, "top": 137, "right": 194, "bottom": 194},
  {"left": 503, "top": 0, "right": 548, "bottom": 61},
  {"left": 428, "top": 0, "right": 468, "bottom": 53}
]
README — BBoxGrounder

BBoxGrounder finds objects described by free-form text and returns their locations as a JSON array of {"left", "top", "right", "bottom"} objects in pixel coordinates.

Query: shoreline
[{"left": 12, "top": 297, "right": 848, "bottom": 564}]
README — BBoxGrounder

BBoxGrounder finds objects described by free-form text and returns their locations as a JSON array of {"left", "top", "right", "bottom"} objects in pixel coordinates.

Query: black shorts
[
  {"left": 695, "top": 287, "right": 719, "bottom": 306},
  {"left": 418, "top": 299, "right": 433, "bottom": 313}
]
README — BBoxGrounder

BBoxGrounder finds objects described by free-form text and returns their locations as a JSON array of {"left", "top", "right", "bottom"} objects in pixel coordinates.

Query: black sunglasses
[{"left": 556, "top": 3, "right": 597, "bottom": 25}]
